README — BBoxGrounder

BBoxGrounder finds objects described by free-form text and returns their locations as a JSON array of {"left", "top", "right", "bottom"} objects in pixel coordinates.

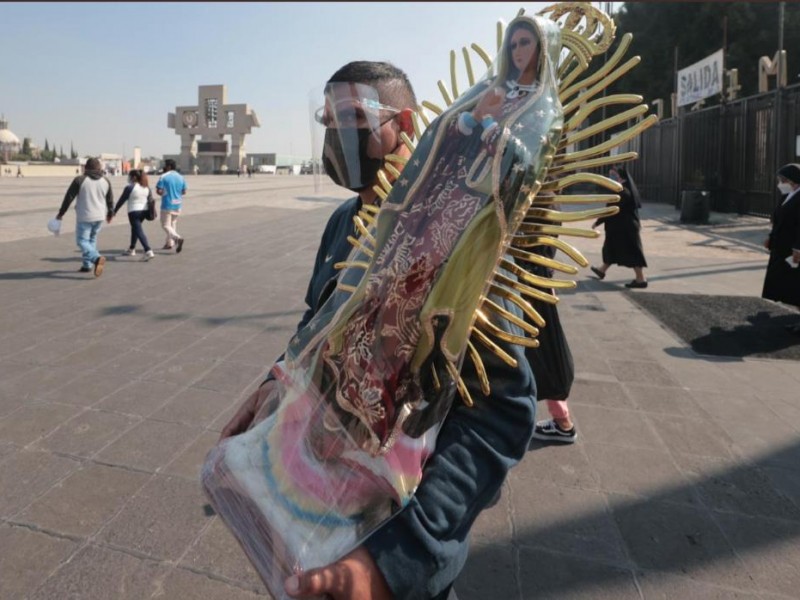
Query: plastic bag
[{"left": 47, "top": 217, "right": 61, "bottom": 236}]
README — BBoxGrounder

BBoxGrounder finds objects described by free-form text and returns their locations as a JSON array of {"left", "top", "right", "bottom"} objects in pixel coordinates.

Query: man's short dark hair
[
  {"left": 164, "top": 159, "right": 177, "bottom": 171},
  {"left": 85, "top": 157, "right": 102, "bottom": 171},
  {"left": 327, "top": 61, "right": 417, "bottom": 111}
]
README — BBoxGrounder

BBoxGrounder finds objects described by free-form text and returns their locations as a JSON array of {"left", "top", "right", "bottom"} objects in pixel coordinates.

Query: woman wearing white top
[{"left": 113, "top": 170, "right": 155, "bottom": 260}]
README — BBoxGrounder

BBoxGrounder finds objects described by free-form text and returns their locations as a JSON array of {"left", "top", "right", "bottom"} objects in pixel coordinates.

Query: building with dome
[{"left": 0, "top": 116, "right": 22, "bottom": 162}]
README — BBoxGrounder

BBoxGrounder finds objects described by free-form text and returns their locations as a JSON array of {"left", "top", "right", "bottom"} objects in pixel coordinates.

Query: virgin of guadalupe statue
[{"left": 203, "top": 13, "right": 578, "bottom": 597}]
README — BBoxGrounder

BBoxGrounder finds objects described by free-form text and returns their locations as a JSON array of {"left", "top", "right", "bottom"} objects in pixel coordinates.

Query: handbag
[{"left": 146, "top": 191, "right": 157, "bottom": 221}]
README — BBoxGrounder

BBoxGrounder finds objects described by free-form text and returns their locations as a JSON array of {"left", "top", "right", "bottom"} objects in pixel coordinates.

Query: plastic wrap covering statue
[{"left": 202, "top": 14, "right": 563, "bottom": 598}]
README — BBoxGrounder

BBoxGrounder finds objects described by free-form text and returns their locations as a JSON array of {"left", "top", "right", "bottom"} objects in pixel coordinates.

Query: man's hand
[
  {"left": 56, "top": 214, "right": 63, "bottom": 221},
  {"left": 106, "top": 214, "right": 114, "bottom": 224},
  {"left": 219, "top": 379, "right": 276, "bottom": 441},
  {"left": 793, "top": 249, "right": 800, "bottom": 264},
  {"left": 284, "top": 546, "right": 392, "bottom": 600},
  {"left": 764, "top": 236, "right": 771, "bottom": 250}
]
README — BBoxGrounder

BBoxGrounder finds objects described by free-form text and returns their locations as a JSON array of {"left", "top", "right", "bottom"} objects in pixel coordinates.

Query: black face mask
[{"left": 322, "top": 127, "right": 383, "bottom": 192}]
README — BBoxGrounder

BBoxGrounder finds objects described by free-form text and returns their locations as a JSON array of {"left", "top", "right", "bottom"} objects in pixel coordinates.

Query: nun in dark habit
[{"left": 762, "top": 163, "right": 800, "bottom": 335}]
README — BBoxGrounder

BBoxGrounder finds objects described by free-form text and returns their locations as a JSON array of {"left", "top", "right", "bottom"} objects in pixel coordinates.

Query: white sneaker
[
  {"left": 123, "top": 248, "right": 136, "bottom": 256},
  {"left": 142, "top": 250, "right": 155, "bottom": 261}
]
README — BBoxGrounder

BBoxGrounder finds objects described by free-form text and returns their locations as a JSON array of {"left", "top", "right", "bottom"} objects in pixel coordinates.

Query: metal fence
[{"left": 617, "top": 83, "right": 800, "bottom": 218}]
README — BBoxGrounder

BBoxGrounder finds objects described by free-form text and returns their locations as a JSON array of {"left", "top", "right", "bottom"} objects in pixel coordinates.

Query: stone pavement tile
[
  {"left": 10, "top": 337, "right": 80, "bottom": 367},
  {"left": 35, "top": 409, "right": 140, "bottom": 459},
  {"left": 456, "top": 544, "right": 517, "bottom": 600},
  {"left": 511, "top": 480, "right": 627, "bottom": 564},
  {"left": 29, "top": 544, "right": 169, "bottom": 600},
  {"left": 607, "top": 359, "right": 680, "bottom": 387},
  {"left": 95, "top": 419, "right": 200, "bottom": 472},
  {"left": 49, "top": 339, "right": 132, "bottom": 370},
  {"left": 646, "top": 413, "right": 736, "bottom": 459},
  {"left": 43, "top": 370, "right": 134, "bottom": 407},
  {"left": 713, "top": 414, "right": 800, "bottom": 471},
  {"left": 608, "top": 495, "right": 757, "bottom": 591},
  {"left": 714, "top": 513, "right": 800, "bottom": 598},
  {"left": 192, "top": 361, "right": 268, "bottom": 395},
  {"left": 517, "top": 548, "right": 640, "bottom": 599},
  {"left": 0, "top": 358, "right": 37, "bottom": 381},
  {"left": 468, "top": 488, "right": 513, "bottom": 546},
  {"left": 96, "top": 379, "right": 183, "bottom": 417},
  {"left": 624, "top": 383, "right": 706, "bottom": 418},
  {"left": 102, "top": 348, "right": 169, "bottom": 379},
  {"left": 0, "top": 449, "right": 80, "bottom": 517},
  {"left": 573, "top": 405, "right": 662, "bottom": 450},
  {"left": 175, "top": 336, "right": 247, "bottom": 365},
  {"left": 757, "top": 392, "right": 800, "bottom": 431},
  {"left": 150, "top": 387, "right": 233, "bottom": 428},
  {"left": 225, "top": 339, "right": 282, "bottom": 368},
  {"left": 687, "top": 389, "right": 762, "bottom": 421},
  {"left": 582, "top": 442, "right": 698, "bottom": 506},
  {"left": 156, "top": 567, "right": 264, "bottom": 599},
  {"left": 16, "top": 463, "right": 151, "bottom": 538},
  {"left": 0, "top": 365, "right": 85, "bottom": 402},
  {"left": 690, "top": 459, "right": 800, "bottom": 521},
  {"left": 726, "top": 362, "right": 800, "bottom": 395},
  {"left": 0, "top": 401, "right": 81, "bottom": 446},
  {"left": 137, "top": 331, "right": 205, "bottom": 356},
  {"left": 635, "top": 570, "right": 763, "bottom": 599},
  {"left": 0, "top": 524, "right": 79, "bottom": 599},
  {"left": 572, "top": 353, "right": 615, "bottom": 377},
  {"left": 98, "top": 474, "right": 211, "bottom": 561},
  {"left": 0, "top": 440, "right": 18, "bottom": 463},
  {"left": 515, "top": 444, "right": 601, "bottom": 491},
  {"left": 181, "top": 517, "right": 267, "bottom": 594},
  {"left": 658, "top": 357, "right": 745, "bottom": 393},
  {"left": 143, "top": 355, "right": 218, "bottom": 387},
  {"left": 568, "top": 380, "right": 637, "bottom": 411},
  {"left": 761, "top": 466, "right": 800, "bottom": 510},
  {"left": 161, "top": 431, "right": 219, "bottom": 481},
  {"left": 592, "top": 338, "right": 659, "bottom": 362}
]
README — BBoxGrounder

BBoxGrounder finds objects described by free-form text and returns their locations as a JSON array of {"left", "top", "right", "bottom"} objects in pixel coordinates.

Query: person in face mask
[
  {"left": 762, "top": 163, "right": 800, "bottom": 334},
  {"left": 589, "top": 166, "right": 649, "bottom": 288}
]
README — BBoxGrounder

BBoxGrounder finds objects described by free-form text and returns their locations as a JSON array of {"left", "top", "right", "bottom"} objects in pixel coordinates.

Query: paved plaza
[{"left": 1, "top": 175, "right": 799, "bottom": 599}]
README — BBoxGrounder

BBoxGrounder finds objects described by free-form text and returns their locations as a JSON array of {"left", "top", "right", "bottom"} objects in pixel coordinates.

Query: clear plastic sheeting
[{"left": 202, "top": 14, "right": 564, "bottom": 599}]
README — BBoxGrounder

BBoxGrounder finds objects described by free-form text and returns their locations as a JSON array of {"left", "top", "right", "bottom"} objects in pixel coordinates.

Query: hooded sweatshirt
[{"left": 57, "top": 170, "right": 114, "bottom": 222}]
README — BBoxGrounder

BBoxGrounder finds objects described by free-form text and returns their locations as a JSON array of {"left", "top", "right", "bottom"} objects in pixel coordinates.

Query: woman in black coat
[
  {"left": 762, "top": 163, "right": 800, "bottom": 334},
  {"left": 590, "top": 166, "right": 649, "bottom": 288}
]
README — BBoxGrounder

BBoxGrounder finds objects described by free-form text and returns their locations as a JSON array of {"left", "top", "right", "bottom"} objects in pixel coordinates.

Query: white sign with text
[{"left": 678, "top": 49, "right": 723, "bottom": 107}]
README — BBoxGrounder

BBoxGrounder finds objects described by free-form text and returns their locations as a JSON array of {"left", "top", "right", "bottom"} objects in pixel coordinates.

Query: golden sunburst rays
[{"left": 338, "top": 3, "right": 656, "bottom": 406}]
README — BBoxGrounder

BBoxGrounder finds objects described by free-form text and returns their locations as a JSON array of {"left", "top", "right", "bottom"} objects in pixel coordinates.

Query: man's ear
[{"left": 396, "top": 109, "right": 416, "bottom": 139}]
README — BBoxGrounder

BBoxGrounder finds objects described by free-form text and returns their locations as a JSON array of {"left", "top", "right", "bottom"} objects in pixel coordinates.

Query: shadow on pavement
[{"left": 458, "top": 440, "right": 800, "bottom": 599}]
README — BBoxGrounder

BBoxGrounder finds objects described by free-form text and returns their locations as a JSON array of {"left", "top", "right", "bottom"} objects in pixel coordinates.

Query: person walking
[
  {"left": 113, "top": 169, "right": 155, "bottom": 261},
  {"left": 590, "top": 166, "right": 649, "bottom": 288},
  {"left": 55, "top": 157, "right": 113, "bottom": 277},
  {"left": 155, "top": 159, "right": 187, "bottom": 252},
  {"left": 762, "top": 163, "right": 800, "bottom": 335}
]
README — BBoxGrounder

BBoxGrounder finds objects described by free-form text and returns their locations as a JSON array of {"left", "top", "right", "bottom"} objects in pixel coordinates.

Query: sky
[{"left": 0, "top": 2, "right": 619, "bottom": 161}]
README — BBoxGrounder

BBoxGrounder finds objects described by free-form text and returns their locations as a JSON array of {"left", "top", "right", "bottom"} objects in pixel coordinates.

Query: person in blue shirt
[
  {"left": 155, "top": 158, "right": 187, "bottom": 253},
  {"left": 219, "top": 61, "right": 537, "bottom": 600}
]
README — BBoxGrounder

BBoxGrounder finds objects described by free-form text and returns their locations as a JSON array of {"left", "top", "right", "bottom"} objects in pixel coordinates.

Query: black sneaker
[
  {"left": 78, "top": 266, "right": 91, "bottom": 273},
  {"left": 176, "top": 238, "right": 184, "bottom": 254},
  {"left": 532, "top": 419, "right": 577, "bottom": 443},
  {"left": 625, "top": 280, "right": 648, "bottom": 289}
]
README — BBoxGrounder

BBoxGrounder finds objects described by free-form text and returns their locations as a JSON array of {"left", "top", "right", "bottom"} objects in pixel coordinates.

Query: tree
[
  {"left": 44, "top": 139, "right": 49, "bottom": 153},
  {"left": 70, "top": 141, "right": 77, "bottom": 159},
  {"left": 607, "top": 2, "right": 800, "bottom": 110},
  {"left": 22, "top": 138, "right": 31, "bottom": 156}
]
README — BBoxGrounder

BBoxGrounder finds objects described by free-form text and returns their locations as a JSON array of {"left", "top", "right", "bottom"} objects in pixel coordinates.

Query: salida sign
[{"left": 677, "top": 49, "right": 723, "bottom": 107}]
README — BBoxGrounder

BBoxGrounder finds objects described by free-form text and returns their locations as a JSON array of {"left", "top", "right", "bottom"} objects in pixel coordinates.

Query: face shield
[{"left": 309, "top": 82, "right": 400, "bottom": 192}]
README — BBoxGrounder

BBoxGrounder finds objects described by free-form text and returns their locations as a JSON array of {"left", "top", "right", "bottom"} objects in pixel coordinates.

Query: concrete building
[
  {"left": 167, "top": 85, "right": 260, "bottom": 174},
  {"left": 0, "top": 116, "right": 22, "bottom": 163}
]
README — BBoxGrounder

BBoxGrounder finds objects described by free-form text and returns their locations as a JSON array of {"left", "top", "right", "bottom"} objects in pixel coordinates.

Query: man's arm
[
  {"left": 56, "top": 177, "right": 82, "bottom": 218},
  {"left": 113, "top": 184, "right": 133, "bottom": 215}
]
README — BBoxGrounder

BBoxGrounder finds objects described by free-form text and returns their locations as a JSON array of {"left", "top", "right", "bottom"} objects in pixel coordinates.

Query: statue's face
[{"left": 510, "top": 28, "right": 538, "bottom": 75}]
